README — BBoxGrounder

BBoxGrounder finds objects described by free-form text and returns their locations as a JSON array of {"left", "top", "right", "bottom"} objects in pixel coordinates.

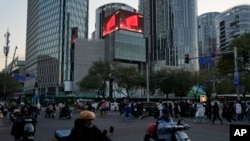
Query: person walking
[
  {"left": 235, "top": 101, "right": 242, "bottom": 121},
  {"left": 212, "top": 102, "right": 223, "bottom": 124},
  {"left": 205, "top": 101, "right": 212, "bottom": 121},
  {"left": 246, "top": 102, "right": 250, "bottom": 123},
  {"left": 225, "top": 102, "right": 236, "bottom": 124}
]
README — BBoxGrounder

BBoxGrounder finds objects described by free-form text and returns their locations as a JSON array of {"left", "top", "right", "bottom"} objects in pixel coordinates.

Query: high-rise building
[
  {"left": 24, "top": 0, "right": 89, "bottom": 96},
  {"left": 93, "top": 2, "right": 145, "bottom": 74},
  {"left": 215, "top": 5, "right": 250, "bottom": 52},
  {"left": 94, "top": 3, "right": 136, "bottom": 39},
  {"left": 139, "top": 0, "right": 198, "bottom": 71},
  {"left": 198, "top": 12, "right": 220, "bottom": 70}
]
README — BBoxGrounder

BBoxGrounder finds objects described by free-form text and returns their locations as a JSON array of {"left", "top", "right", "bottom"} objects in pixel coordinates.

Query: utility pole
[
  {"left": 233, "top": 47, "right": 240, "bottom": 101},
  {"left": 3, "top": 29, "right": 10, "bottom": 100}
]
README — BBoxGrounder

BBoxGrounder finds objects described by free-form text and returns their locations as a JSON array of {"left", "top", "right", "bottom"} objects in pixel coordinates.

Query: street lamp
[{"left": 3, "top": 29, "right": 10, "bottom": 100}]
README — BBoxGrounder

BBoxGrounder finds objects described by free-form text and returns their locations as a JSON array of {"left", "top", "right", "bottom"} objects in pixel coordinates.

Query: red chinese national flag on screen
[
  {"left": 107, "top": 15, "right": 115, "bottom": 31},
  {"left": 126, "top": 15, "right": 138, "bottom": 28}
]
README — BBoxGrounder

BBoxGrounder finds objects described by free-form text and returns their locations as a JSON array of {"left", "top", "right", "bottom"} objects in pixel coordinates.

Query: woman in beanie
[{"left": 68, "top": 110, "right": 110, "bottom": 141}]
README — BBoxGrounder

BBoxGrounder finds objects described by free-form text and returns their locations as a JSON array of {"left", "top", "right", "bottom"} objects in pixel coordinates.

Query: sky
[{"left": 1, "top": 0, "right": 250, "bottom": 71}]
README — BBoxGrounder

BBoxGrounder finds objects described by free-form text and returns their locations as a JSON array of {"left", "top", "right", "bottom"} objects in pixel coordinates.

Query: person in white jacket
[
  {"left": 235, "top": 101, "right": 242, "bottom": 121},
  {"left": 194, "top": 103, "right": 206, "bottom": 122}
]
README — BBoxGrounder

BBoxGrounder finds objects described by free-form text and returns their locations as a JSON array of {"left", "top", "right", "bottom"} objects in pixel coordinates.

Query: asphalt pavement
[{"left": 0, "top": 110, "right": 250, "bottom": 141}]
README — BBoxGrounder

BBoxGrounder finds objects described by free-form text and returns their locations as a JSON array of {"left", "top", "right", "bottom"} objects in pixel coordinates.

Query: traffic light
[
  {"left": 242, "top": 50, "right": 249, "bottom": 62},
  {"left": 184, "top": 53, "right": 189, "bottom": 64}
]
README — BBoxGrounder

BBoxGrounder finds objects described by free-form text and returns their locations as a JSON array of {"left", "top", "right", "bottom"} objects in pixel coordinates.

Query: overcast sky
[{"left": 1, "top": 0, "right": 250, "bottom": 70}]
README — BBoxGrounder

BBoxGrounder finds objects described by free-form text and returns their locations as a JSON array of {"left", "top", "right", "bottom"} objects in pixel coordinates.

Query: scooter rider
[
  {"left": 68, "top": 110, "right": 110, "bottom": 141},
  {"left": 157, "top": 107, "right": 174, "bottom": 141},
  {"left": 11, "top": 110, "right": 37, "bottom": 141}
]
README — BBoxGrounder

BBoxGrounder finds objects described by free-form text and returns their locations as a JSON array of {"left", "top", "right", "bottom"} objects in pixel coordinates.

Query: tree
[
  {"left": 217, "top": 32, "right": 250, "bottom": 95},
  {"left": 172, "top": 71, "right": 194, "bottom": 99},
  {"left": 78, "top": 60, "right": 112, "bottom": 99},
  {"left": 113, "top": 65, "right": 144, "bottom": 99},
  {"left": 149, "top": 70, "right": 176, "bottom": 99},
  {"left": 196, "top": 70, "right": 214, "bottom": 101},
  {"left": 217, "top": 32, "right": 250, "bottom": 75},
  {"left": 187, "top": 71, "right": 205, "bottom": 102},
  {"left": 0, "top": 72, "right": 23, "bottom": 99}
]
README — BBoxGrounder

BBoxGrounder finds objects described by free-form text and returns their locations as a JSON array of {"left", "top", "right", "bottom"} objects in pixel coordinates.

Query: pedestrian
[
  {"left": 99, "top": 100, "right": 107, "bottom": 116},
  {"left": 246, "top": 102, "right": 250, "bottom": 123},
  {"left": 137, "top": 102, "right": 143, "bottom": 119},
  {"left": 204, "top": 101, "right": 212, "bottom": 121},
  {"left": 173, "top": 103, "right": 180, "bottom": 118},
  {"left": 225, "top": 102, "right": 236, "bottom": 124},
  {"left": 194, "top": 103, "right": 206, "bottom": 122},
  {"left": 212, "top": 102, "right": 223, "bottom": 124},
  {"left": 155, "top": 101, "right": 163, "bottom": 119},
  {"left": 235, "top": 101, "right": 242, "bottom": 121},
  {"left": 68, "top": 110, "right": 110, "bottom": 141}
]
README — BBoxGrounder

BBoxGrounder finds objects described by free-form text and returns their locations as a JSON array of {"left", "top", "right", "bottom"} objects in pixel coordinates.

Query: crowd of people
[{"left": 1, "top": 99, "right": 250, "bottom": 141}]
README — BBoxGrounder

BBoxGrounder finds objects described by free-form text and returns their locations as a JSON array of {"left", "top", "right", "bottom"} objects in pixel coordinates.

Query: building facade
[
  {"left": 215, "top": 5, "right": 250, "bottom": 52},
  {"left": 73, "top": 38, "right": 105, "bottom": 93},
  {"left": 139, "top": 0, "right": 199, "bottom": 71},
  {"left": 198, "top": 12, "right": 220, "bottom": 70},
  {"left": 25, "top": 0, "right": 89, "bottom": 96}
]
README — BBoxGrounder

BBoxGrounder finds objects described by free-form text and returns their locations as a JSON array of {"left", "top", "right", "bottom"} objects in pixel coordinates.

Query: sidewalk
[{"left": 183, "top": 116, "right": 250, "bottom": 125}]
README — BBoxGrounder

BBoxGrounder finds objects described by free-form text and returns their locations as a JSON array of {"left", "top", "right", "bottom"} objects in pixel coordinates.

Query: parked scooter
[{"left": 144, "top": 118, "right": 191, "bottom": 141}]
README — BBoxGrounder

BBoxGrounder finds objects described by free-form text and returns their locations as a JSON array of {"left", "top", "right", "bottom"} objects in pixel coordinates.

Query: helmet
[
  {"left": 147, "top": 122, "right": 156, "bottom": 135},
  {"left": 80, "top": 111, "right": 95, "bottom": 120},
  {"left": 162, "top": 107, "right": 170, "bottom": 114},
  {"left": 14, "top": 109, "right": 20, "bottom": 113}
]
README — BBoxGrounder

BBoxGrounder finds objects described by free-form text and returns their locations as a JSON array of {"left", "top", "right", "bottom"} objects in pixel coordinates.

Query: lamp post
[{"left": 3, "top": 30, "right": 10, "bottom": 100}]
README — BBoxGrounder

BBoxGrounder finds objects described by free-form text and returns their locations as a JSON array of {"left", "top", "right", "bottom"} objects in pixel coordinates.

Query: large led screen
[{"left": 102, "top": 9, "right": 144, "bottom": 37}]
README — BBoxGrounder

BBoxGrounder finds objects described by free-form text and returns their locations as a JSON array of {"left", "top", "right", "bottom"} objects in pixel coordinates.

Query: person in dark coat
[
  {"left": 205, "top": 101, "right": 212, "bottom": 120},
  {"left": 68, "top": 110, "right": 110, "bottom": 141},
  {"left": 225, "top": 102, "right": 236, "bottom": 124},
  {"left": 212, "top": 102, "right": 223, "bottom": 124}
]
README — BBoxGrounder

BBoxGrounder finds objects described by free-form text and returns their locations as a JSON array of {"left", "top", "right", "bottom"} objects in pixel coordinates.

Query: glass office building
[
  {"left": 139, "top": 0, "right": 198, "bottom": 71},
  {"left": 198, "top": 12, "right": 220, "bottom": 70},
  {"left": 25, "top": 0, "right": 89, "bottom": 96},
  {"left": 93, "top": 3, "right": 146, "bottom": 74},
  {"left": 215, "top": 5, "right": 250, "bottom": 52},
  {"left": 104, "top": 30, "right": 146, "bottom": 68}
]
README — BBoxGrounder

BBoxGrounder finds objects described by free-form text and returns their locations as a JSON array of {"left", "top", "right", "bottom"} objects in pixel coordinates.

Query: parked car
[
  {"left": 142, "top": 102, "right": 158, "bottom": 116},
  {"left": 75, "top": 99, "right": 94, "bottom": 110}
]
